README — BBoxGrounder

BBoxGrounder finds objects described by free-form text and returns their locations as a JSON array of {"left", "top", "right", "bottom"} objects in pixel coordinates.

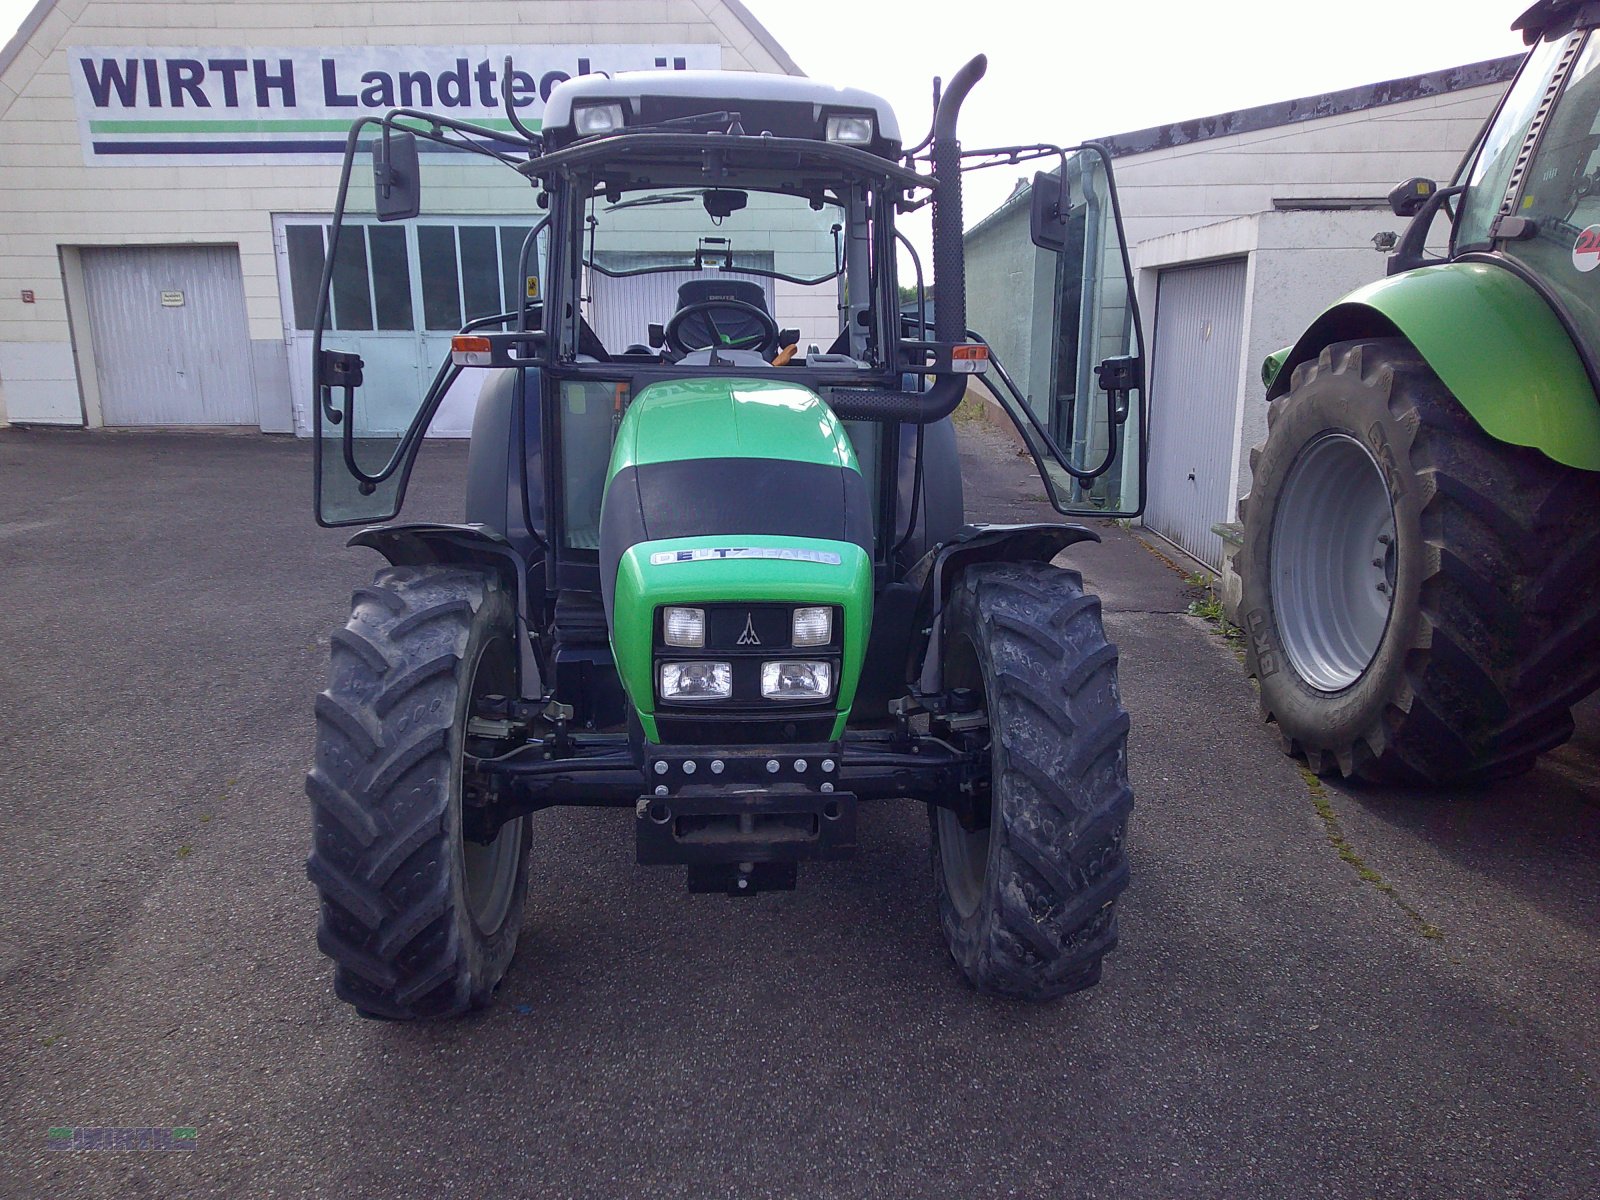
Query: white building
[
  {"left": 964, "top": 56, "right": 1521, "bottom": 567},
  {"left": 0, "top": 0, "right": 801, "bottom": 433}
]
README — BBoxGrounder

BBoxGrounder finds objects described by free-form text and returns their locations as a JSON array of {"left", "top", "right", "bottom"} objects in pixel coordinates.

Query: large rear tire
[
  {"left": 930, "top": 562, "right": 1133, "bottom": 1000},
  {"left": 1239, "top": 338, "right": 1600, "bottom": 785},
  {"left": 306, "top": 565, "right": 531, "bottom": 1019}
]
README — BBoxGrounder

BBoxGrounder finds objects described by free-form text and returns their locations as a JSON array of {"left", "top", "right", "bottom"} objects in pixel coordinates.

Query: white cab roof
[{"left": 544, "top": 70, "right": 901, "bottom": 144}]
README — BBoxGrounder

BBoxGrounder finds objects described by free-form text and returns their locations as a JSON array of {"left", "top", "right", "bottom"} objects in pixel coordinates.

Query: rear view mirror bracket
[
  {"left": 1029, "top": 169, "right": 1071, "bottom": 251},
  {"left": 373, "top": 130, "right": 421, "bottom": 222}
]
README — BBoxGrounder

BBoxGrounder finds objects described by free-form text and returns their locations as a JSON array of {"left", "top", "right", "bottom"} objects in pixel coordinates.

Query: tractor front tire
[
  {"left": 306, "top": 565, "right": 531, "bottom": 1019},
  {"left": 930, "top": 562, "right": 1133, "bottom": 1000},
  {"left": 1238, "top": 338, "right": 1600, "bottom": 785}
]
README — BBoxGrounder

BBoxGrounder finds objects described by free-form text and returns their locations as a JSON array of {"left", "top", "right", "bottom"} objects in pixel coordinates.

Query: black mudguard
[
  {"left": 908, "top": 522, "right": 1101, "bottom": 694},
  {"left": 348, "top": 522, "right": 545, "bottom": 697}
]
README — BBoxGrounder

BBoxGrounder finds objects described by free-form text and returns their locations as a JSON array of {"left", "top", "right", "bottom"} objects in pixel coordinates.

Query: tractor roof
[
  {"left": 543, "top": 70, "right": 902, "bottom": 157},
  {"left": 1514, "top": 0, "right": 1600, "bottom": 44}
]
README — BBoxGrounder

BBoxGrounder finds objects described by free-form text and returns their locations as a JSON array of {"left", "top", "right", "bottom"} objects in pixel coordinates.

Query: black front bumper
[{"left": 635, "top": 742, "right": 856, "bottom": 872}]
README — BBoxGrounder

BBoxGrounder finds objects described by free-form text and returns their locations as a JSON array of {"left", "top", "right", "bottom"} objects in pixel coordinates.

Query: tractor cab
[{"left": 304, "top": 58, "right": 1147, "bottom": 1017}]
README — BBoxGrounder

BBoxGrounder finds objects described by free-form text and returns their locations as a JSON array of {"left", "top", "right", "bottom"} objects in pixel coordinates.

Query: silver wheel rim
[
  {"left": 1270, "top": 431, "right": 1397, "bottom": 692},
  {"left": 459, "top": 633, "right": 524, "bottom": 935},
  {"left": 461, "top": 815, "right": 523, "bottom": 934},
  {"left": 937, "top": 806, "right": 989, "bottom": 920}
]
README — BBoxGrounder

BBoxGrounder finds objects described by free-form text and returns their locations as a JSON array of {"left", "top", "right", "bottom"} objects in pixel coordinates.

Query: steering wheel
[{"left": 664, "top": 299, "right": 781, "bottom": 357}]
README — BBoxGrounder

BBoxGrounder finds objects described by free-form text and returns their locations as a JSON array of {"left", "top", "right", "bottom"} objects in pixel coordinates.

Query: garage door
[
  {"left": 81, "top": 246, "right": 256, "bottom": 426},
  {"left": 1145, "top": 258, "right": 1248, "bottom": 569}
]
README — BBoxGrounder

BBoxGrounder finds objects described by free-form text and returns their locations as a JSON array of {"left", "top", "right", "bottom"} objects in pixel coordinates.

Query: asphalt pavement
[{"left": 0, "top": 423, "right": 1596, "bottom": 1198}]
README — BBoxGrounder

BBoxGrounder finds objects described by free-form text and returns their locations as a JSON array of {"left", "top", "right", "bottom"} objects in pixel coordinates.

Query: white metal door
[
  {"left": 1145, "top": 258, "right": 1248, "bottom": 569},
  {"left": 275, "top": 216, "right": 540, "bottom": 437},
  {"left": 81, "top": 246, "right": 257, "bottom": 426}
]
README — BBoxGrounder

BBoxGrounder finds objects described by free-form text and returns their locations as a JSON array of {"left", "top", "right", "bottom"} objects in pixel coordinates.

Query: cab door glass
[
  {"left": 971, "top": 145, "right": 1144, "bottom": 517},
  {"left": 1497, "top": 32, "right": 1600, "bottom": 345},
  {"left": 1456, "top": 35, "right": 1571, "bottom": 249},
  {"left": 311, "top": 125, "right": 545, "bottom": 525}
]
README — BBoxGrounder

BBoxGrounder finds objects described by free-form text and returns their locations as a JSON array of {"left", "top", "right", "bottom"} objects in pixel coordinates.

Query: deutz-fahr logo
[
  {"left": 649, "top": 548, "right": 842, "bottom": 565},
  {"left": 736, "top": 615, "right": 761, "bottom": 646}
]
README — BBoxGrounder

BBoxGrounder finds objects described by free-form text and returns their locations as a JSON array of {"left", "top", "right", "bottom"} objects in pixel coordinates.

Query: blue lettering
[
  {"left": 79, "top": 58, "right": 139, "bottom": 107},
  {"left": 438, "top": 58, "right": 471, "bottom": 107},
  {"left": 398, "top": 70, "right": 432, "bottom": 107},
  {"left": 253, "top": 58, "right": 295, "bottom": 108},
  {"left": 508, "top": 69, "right": 537, "bottom": 108},
  {"left": 321, "top": 59, "right": 356, "bottom": 107},
  {"left": 359, "top": 72, "right": 394, "bottom": 108},
  {"left": 538, "top": 69, "right": 570, "bottom": 102},
  {"left": 166, "top": 59, "right": 209, "bottom": 108},
  {"left": 206, "top": 59, "right": 247, "bottom": 107},
  {"left": 143, "top": 58, "right": 162, "bottom": 108}
]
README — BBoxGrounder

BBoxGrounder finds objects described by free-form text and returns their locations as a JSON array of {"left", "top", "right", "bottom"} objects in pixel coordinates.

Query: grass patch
[
  {"left": 952, "top": 392, "right": 988, "bottom": 424},
  {"left": 1298, "top": 766, "right": 1444, "bottom": 941},
  {"left": 1183, "top": 570, "right": 1245, "bottom": 656}
]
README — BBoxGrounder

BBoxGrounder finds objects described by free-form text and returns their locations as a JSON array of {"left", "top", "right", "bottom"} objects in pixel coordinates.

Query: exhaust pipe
[{"left": 831, "top": 54, "right": 987, "bottom": 424}]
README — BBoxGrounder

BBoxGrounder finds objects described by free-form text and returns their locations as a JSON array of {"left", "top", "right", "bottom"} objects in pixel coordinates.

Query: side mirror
[
  {"left": 703, "top": 189, "right": 748, "bottom": 220},
  {"left": 373, "top": 131, "right": 420, "bottom": 222},
  {"left": 1387, "top": 177, "right": 1437, "bottom": 218},
  {"left": 1029, "top": 170, "right": 1070, "bottom": 251}
]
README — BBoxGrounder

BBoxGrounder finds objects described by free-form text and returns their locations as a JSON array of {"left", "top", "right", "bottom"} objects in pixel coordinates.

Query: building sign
[{"left": 70, "top": 45, "right": 722, "bottom": 164}]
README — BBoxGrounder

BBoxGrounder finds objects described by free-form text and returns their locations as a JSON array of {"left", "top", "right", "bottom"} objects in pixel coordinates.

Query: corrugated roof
[
  {"left": 965, "top": 53, "right": 1523, "bottom": 240},
  {"left": 1095, "top": 54, "right": 1521, "bottom": 159}
]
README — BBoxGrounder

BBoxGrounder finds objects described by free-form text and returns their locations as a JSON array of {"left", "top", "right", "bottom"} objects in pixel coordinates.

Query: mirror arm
[{"left": 1386, "top": 184, "right": 1465, "bottom": 276}]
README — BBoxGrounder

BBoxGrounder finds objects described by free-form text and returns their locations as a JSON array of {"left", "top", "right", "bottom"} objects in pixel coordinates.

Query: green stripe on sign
[{"left": 89, "top": 117, "right": 537, "bottom": 133}]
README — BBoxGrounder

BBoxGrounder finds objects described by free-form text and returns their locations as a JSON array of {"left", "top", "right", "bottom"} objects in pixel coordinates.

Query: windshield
[
  {"left": 577, "top": 187, "right": 846, "bottom": 357},
  {"left": 1493, "top": 31, "right": 1600, "bottom": 342}
]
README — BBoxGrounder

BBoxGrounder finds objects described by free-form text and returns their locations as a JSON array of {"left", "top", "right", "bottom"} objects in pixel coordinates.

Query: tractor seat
[{"left": 674, "top": 277, "right": 769, "bottom": 312}]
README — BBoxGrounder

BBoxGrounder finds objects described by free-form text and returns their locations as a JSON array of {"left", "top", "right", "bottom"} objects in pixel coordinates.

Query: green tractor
[
  {"left": 304, "top": 57, "right": 1148, "bottom": 1016},
  {"left": 1238, "top": 0, "right": 1600, "bottom": 785}
]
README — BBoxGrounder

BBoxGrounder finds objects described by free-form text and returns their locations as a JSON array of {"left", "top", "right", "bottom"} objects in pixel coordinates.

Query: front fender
[
  {"left": 349, "top": 522, "right": 544, "bottom": 696},
  {"left": 911, "top": 522, "right": 1101, "bottom": 694},
  {"left": 1265, "top": 261, "right": 1600, "bottom": 471}
]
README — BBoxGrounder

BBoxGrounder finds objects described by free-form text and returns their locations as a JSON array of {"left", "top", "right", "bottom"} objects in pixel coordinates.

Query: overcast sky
[
  {"left": 1, "top": 0, "right": 1531, "bottom": 229},
  {"left": 743, "top": 0, "right": 1529, "bottom": 224}
]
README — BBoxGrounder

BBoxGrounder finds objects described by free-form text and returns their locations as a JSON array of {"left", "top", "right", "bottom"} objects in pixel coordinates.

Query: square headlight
[
  {"left": 791, "top": 606, "right": 832, "bottom": 647},
  {"left": 663, "top": 606, "right": 705, "bottom": 648},
  {"left": 573, "top": 101, "right": 625, "bottom": 137},
  {"left": 761, "top": 660, "right": 833, "bottom": 701},
  {"left": 825, "top": 114, "right": 874, "bottom": 144},
  {"left": 660, "top": 661, "right": 731, "bottom": 701}
]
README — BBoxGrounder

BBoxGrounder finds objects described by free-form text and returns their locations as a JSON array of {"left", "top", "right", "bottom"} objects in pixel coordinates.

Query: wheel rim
[
  {"left": 458, "top": 633, "right": 524, "bottom": 935},
  {"left": 1270, "top": 431, "right": 1397, "bottom": 692},
  {"left": 937, "top": 628, "right": 991, "bottom": 920},
  {"left": 937, "top": 806, "right": 989, "bottom": 920}
]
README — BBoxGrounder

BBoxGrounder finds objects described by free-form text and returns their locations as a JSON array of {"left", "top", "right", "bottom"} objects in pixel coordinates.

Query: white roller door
[
  {"left": 81, "top": 245, "right": 257, "bottom": 426},
  {"left": 1145, "top": 258, "right": 1248, "bottom": 569}
]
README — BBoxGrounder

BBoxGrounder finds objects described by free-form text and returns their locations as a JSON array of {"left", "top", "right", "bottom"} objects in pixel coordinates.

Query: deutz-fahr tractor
[
  {"left": 304, "top": 56, "right": 1148, "bottom": 1017},
  {"left": 1238, "top": 0, "right": 1600, "bottom": 785}
]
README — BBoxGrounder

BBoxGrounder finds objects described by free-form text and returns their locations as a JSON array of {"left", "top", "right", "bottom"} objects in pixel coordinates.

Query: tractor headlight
[
  {"left": 761, "top": 660, "right": 833, "bottom": 701},
  {"left": 663, "top": 606, "right": 706, "bottom": 648},
  {"left": 825, "top": 114, "right": 874, "bottom": 145},
  {"left": 573, "top": 102, "right": 626, "bottom": 137},
  {"left": 791, "top": 606, "right": 832, "bottom": 647},
  {"left": 660, "top": 661, "right": 731, "bottom": 701}
]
